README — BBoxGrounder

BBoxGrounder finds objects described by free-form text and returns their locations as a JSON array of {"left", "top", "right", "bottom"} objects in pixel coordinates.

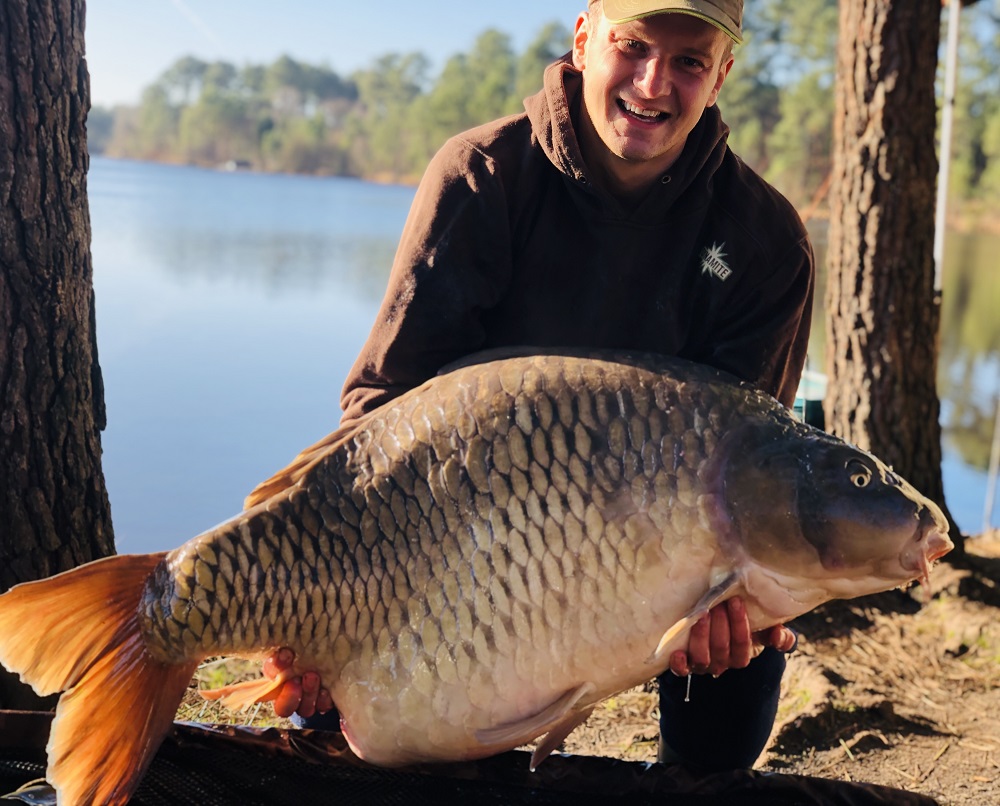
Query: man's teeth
[{"left": 622, "top": 100, "right": 662, "bottom": 119}]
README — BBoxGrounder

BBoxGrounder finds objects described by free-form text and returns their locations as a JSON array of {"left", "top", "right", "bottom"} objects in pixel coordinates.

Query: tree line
[{"left": 90, "top": 0, "right": 1000, "bottom": 213}]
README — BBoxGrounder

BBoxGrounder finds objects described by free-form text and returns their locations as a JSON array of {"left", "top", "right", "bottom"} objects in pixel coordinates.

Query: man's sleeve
[
  {"left": 339, "top": 137, "right": 512, "bottom": 426},
  {"left": 708, "top": 235, "right": 816, "bottom": 409}
]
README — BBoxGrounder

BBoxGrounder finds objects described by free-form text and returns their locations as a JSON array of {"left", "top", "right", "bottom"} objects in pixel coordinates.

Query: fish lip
[
  {"left": 924, "top": 530, "right": 953, "bottom": 563},
  {"left": 916, "top": 518, "right": 953, "bottom": 565},
  {"left": 898, "top": 524, "right": 953, "bottom": 596}
]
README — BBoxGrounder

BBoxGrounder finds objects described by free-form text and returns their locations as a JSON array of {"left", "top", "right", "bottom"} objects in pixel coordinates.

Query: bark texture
[
  {"left": 1, "top": 0, "right": 115, "bottom": 704},
  {"left": 826, "top": 0, "right": 960, "bottom": 546}
]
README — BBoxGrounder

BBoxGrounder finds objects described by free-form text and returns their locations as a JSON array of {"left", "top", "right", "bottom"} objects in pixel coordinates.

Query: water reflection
[
  {"left": 938, "top": 231, "right": 1000, "bottom": 485},
  {"left": 90, "top": 158, "right": 406, "bottom": 299}
]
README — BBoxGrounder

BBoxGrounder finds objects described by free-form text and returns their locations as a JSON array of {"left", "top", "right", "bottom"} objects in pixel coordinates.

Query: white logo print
[{"left": 700, "top": 242, "right": 733, "bottom": 281}]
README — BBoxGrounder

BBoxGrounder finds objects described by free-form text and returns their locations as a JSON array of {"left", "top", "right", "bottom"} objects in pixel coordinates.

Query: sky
[{"left": 85, "top": 0, "right": 586, "bottom": 107}]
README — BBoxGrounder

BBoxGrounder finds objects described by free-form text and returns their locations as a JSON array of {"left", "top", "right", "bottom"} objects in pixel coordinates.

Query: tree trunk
[
  {"left": 0, "top": 0, "right": 115, "bottom": 707},
  {"left": 826, "top": 0, "right": 962, "bottom": 549}
]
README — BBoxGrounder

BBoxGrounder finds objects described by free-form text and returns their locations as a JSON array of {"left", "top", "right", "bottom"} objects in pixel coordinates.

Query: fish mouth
[
  {"left": 924, "top": 530, "right": 953, "bottom": 563},
  {"left": 901, "top": 526, "right": 953, "bottom": 597}
]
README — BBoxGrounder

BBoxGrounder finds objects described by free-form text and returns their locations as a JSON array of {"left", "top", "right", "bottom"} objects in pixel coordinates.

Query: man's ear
[
  {"left": 706, "top": 54, "right": 734, "bottom": 108},
  {"left": 572, "top": 12, "right": 591, "bottom": 69}
]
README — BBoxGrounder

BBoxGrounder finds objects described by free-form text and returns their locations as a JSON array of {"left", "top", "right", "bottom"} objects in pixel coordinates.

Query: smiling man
[
  {"left": 268, "top": 0, "right": 814, "bottom": 774},
  {"left": 575, "top": 2, "right": 735, "bottom": 199}
]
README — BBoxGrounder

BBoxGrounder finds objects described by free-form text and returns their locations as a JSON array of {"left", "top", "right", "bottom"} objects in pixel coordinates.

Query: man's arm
[
  {"left": 339, "top": 137, "right": 514, "bottom": 427},
  {"left": 708, "top": 236, "right": 816, "bottom": 407}
]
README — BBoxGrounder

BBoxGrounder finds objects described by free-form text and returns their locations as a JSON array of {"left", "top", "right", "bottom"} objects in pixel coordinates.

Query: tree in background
[
  {"left": 348, "top": 52, "right": 431, "bottom": 181},
  {"left": 949, "top": 3, "right": 1000, "bottom": 216},
  {"left": 465, "top": 30, "right": 519, "bottom": 121},
  {"left": 513, "top": 22, "right": 572, "bottom": 105},
  {"left": 752, "top": 0, "right": 838, "bottom": 208},
  {"left": 826, "top": 0, "right": 960, "bottom": 547},
  {"left": 0, "top": 0, "right": 115, "bottom": 706},
  {"left": 179, "top": 88, "right": 259, "bottom": 165},
  {"left": 718, "top": 16, "right": 781, "bottom": 172}
]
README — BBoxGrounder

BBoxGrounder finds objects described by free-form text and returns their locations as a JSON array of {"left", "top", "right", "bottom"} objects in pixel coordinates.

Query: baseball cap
[{"left": 602, "top": 0, "right": 744, "bottom": 44}]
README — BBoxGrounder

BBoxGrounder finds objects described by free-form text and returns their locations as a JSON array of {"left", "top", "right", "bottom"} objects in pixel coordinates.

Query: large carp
[{"left": 0, "top": 350, "right": 951, "bottom": 806}]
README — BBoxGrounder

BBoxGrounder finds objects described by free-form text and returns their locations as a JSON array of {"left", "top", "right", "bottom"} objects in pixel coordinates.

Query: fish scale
[
  {"left": 0, "top": 349, "right": 952, "bottom": 805},
  {"left": 140, "top": 356, "right": 731, "bottom": 757}
]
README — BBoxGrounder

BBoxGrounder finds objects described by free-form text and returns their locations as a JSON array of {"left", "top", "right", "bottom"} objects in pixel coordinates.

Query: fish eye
[{"left": 846, "top": 460, "right": 872, "bottom": 488}]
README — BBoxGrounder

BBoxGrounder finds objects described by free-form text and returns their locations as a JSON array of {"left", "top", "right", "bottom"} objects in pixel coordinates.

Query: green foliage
[
  {"left": 178, "top": 89, "right": 258, "bottom": 165},
  {"left": 763, "top": 74, "right": 834, "bottom": 207},
  {"left": 96, "top": 3, "right": 1000, "bottom": 213},
  {"left": 135, "top": 84, "right": 180, "bottom": 159},
  {"left": 87, "top": 106, "right": 115, "bottom": 153},
  {"left": 719, "top": 27, "right": 781, "bottom": 171},
  {"left": 347, "top": 52, "right": 431, "bottom": 180},
  {"left": 735, "top": 0, "right": 837, "bottom": 206},
  {"left": 158, "top": 55, "right": 209, "bottom": 105},
  {"left": 950, "top": 4, "right": 1000, "bottom": 206},
  {"left": 514, "top": 22, "right": 573, "bottom": 106},
  {"left": 938, "top": 231, "right": 1000, "bottom": 471},
  {"left": 465, "top": 29, "right": 518, "bottom": 122}
]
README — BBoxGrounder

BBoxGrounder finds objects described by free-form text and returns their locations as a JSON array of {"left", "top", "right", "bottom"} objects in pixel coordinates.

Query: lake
[{"left": 87, "top": 156, "right": 1000, "bottom": 553}]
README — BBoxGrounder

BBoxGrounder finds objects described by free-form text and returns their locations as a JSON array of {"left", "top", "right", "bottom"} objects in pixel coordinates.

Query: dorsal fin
[{"left": 243, "top": 423, "right": 360, "bottom": 509}]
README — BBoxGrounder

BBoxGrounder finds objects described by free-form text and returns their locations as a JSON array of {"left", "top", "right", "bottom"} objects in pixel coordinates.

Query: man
[{"left": 268, "top": 0, "right": 812, "bottom": 772}]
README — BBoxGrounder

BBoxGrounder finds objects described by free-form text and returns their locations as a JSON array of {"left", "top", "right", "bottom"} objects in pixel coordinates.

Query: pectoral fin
[
  {"left": 475, "top": 682, "right": 595, "bottom": 760},
  {"left": 646, "top": 571, "right": 741, "bottom": 666},
  {"left": 529, "top": 705, "right": 596, "bottom": 770},
  {"left": 200, "top": 668, "right": 294, "bottom": 710}
]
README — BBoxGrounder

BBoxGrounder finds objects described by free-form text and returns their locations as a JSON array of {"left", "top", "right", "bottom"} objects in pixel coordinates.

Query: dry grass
[{"left": 176, "top": 657, "right": 293, "bottom": 729}]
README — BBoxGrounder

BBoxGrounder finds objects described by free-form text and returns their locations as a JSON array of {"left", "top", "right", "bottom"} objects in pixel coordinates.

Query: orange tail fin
[{"left": 0, "top": 553, "right": 199, "bottom": 806}]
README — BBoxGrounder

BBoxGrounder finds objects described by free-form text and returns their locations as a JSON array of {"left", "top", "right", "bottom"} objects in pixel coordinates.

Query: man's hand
[
  {"left": 668, "top": 597, "right": 797, "bottom": 677},
  {"left": 263, "top": 648, "right": 334, "bottom": 719}
]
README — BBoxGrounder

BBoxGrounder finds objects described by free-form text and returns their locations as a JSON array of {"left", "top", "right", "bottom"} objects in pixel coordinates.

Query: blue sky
[{"left": 86, "top": 0, "right": 586, "bottom": 107}]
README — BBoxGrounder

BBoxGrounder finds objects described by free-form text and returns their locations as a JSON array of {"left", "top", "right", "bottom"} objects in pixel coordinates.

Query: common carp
[{"left": 0, "top": 350, "right": 951, "bottom": 806}]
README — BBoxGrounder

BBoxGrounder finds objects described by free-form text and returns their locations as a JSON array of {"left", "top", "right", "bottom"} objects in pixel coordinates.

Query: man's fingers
[
  {"left": 669, "top": 649, "right": 691, "bottom": 677},
  {"left": 316, "top": 687, "right": 335, "bottom": 716},
  {"left": 686, "top": 614, "right": 712, "bottom": 672},
  {"left": 263, "top": 647, "right": 295, "bottom": 680},
  {"left": 676, "top": 598, "right": 782, "bottom": 679},
  {"left": 707, "top": 604, "right": 732, "bottom": 675},
  {"left": 771, "top": 625, "right": 798, "bottom": 653},
  {"left": 725, "top": 598, "right": 753, "bottom": 669},
  {"left": 272, "top": 677, "right": 303, "bottom": 718},
  {"left": 296, "top": 672, "right": 320, "bottom": 718},
  {"left": 752, "top": 624, "right": 797, "bottom": 653}
]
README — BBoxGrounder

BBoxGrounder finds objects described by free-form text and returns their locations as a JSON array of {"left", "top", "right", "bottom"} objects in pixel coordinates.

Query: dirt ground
[
  {"left": 180, "top": 531, "right": 999, "bottom": 806},
  {"left": 556, "top": 530, "right": 1000, "bottom": 806}
]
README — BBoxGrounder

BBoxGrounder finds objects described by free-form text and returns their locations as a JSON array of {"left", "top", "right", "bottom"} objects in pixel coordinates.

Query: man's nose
[{"left": 634, "top": 57, "right": 671, "bottom": 98}]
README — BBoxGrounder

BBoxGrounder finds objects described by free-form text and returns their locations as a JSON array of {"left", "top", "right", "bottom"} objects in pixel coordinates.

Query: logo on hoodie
[{"left": 700, "top": 242, "right": 733, "bottom": 282}]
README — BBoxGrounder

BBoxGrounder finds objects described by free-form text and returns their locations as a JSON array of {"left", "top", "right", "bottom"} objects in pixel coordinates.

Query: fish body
[{"left": 0, "top": 350, "right": 951, "bottom": 805}]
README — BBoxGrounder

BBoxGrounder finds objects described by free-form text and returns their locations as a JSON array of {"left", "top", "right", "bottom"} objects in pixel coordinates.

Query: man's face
[{"left": 572, "top": 10, "right": 733, "bottom": 191}]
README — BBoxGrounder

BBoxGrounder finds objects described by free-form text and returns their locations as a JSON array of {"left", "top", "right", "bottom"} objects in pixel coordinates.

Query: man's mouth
[{"left": 618, "top": 99, "right": 668, "bottom": 122}]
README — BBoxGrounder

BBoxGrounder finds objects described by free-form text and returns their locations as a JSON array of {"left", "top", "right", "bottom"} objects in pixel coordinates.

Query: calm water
[{"left": 88, "top": 157, "right": 1000, "bottom": 553}]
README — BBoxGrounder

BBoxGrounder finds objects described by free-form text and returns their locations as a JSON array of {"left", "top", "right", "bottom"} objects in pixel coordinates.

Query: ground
[{"left": 179, "top": 531, "right": 1000, "bottom": 806}]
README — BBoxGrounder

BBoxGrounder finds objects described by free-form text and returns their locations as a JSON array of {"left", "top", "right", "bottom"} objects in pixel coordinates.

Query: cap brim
[{"left": 602, "top": 2, "right": 743, "bottom": 45}]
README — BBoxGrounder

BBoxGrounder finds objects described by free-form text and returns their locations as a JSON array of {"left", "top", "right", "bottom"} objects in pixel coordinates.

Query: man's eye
[{"left": 621, "top": 39, "right": 645, "bottom": 52}]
